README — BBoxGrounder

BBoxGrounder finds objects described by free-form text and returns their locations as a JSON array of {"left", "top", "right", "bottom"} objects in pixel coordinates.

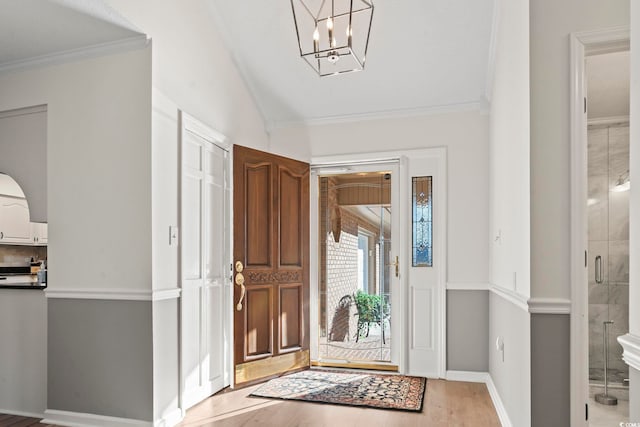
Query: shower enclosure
[{"left": 587, "top": 122, "right": 630, "bottom": 394}]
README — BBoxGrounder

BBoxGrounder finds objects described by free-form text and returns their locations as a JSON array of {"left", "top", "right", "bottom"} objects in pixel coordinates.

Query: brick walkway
[{"left": 319, "top": 325, "right": 391, "bottom": 362}]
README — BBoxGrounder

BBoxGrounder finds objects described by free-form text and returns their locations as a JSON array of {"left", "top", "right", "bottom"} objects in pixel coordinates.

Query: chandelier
[{"left": 290, "top": 0, "right": 374, "bottom": 77}]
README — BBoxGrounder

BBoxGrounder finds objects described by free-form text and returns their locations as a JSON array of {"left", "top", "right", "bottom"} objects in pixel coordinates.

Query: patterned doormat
[{"left": 249, "top": 369, "right": 426, "bottom": 412}]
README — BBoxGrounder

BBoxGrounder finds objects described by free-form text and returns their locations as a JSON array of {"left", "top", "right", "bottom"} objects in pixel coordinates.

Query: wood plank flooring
[
  {"left": 179, "top": 379, "right": 501, "bottom": 427},
  {"left": 0, "top": 414, "right": 55, "bottom": 426},
  {"left": 0, "top": 379, "right": 501, "bottom": 427}
]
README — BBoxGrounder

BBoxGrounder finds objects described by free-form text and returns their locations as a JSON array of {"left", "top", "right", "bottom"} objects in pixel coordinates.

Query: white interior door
[
  {"left": 407, "top": 153, "right": 446, "bottom": 378},
  {"left": 180, "top": 116, "right": 230, "bottom": 409}
]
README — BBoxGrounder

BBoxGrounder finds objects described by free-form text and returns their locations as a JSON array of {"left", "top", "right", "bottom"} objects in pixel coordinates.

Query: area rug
[{"left": 249, "top": 369, "right": 426, "bottom": 412}]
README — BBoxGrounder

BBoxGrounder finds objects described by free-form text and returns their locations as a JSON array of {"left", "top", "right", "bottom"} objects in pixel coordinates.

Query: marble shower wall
[{"left": 588, "top": 124, "right": 629, "bottom": 384}]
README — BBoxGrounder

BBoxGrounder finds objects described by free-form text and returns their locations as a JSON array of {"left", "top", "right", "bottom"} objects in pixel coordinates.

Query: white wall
[
  {"left": 101, "top": 3, "right": 273, "bottom": 421},
  {"left": 487, "top": 0, "right": 531, "bottom": 424},
  {"left": 0, "top": 47, "right": 153, "bottom": 292},
  {"left": 0, "top": 107, "right": 47, "bottom": 223},
  {"left": 530, "top": 0, "right": 629, "bottom": 299},
  {"left": 629, "top": 0, "right": 640, "bottom": 353},
  {"left": 105, "top": 0, "right": 269, "bottom": 152},
  {"left": 151, "top": 89, "right": 181, "bottom": 422},
  {"left": 271, "top": 110, "right": 490, "bottom": 285},
  {"left": 629, "top": 0, "right": 640, "bottom": 420},
  {"left": 0, "top": 46, "right": 152, "bottom": 417},
  {"left": 489, "top": 0, "right": 530, "bottom": 297}
]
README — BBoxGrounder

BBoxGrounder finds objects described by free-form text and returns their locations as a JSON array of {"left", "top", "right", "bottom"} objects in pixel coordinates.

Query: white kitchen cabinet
[
  {"left": 0, "top": 195, "right": 32, "bottom": 245},
  {"left": 30, "top": 222, "right": 48, "bottom": 246}
]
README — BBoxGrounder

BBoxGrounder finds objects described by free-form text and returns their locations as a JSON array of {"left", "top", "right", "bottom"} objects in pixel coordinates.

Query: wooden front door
[{"left": 233, "top": 145, "right": 310, "bottom": 386}]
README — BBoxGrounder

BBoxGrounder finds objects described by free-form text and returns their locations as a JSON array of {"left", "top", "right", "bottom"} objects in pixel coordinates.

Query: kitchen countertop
[
  {"left": 0, "top": 273, "right": 46, "bottom": 290},
  {"left": 0, "top": 282, "right": 47, "bottom": 290}
]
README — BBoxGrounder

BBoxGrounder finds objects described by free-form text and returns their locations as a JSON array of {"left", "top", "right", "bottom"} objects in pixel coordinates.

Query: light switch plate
[{"left": 169, "top": 226, "right": 179, "bottom": 246}]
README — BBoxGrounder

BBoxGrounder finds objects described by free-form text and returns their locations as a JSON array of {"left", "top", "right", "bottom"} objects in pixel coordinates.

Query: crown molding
[
  {"left": 574, "top": 26, "right": 630, "bottom": 56},
  {"left": 0, "top": 35, "right": 149, "bottom": 75},
  {"left": 266, "top": 101, "right": 483, "bottom": 131}
]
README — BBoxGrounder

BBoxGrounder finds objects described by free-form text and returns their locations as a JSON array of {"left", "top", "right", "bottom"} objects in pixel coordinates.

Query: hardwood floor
[
  {"left": 179, "top": 379, "right": 501, "bottom": 427},
  {"left": 0, "top": 379, "right": 501, "bottom": 427},
  {"left": 0, "top": 414, "right": 55, "bottom": 427}
]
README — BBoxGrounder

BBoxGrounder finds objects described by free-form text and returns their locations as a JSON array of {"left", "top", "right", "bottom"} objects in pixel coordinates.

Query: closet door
[{"left": 181, "top": 117, "right": 229, "bottom": 409}]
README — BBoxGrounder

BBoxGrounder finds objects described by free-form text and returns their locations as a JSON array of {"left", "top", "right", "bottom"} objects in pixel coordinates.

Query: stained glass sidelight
[{"left": 412, "top": 176, "right": 433, "bottom": 267}]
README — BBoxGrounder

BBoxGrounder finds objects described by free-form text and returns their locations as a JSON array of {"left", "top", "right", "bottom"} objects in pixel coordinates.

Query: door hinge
[
  {"left": 584, "top": 97, "right": 587, "bottom": 114},
  {"left": 585, "top": 402, "right": 588, "bottom": 421},
  {"left": 585, "top": 250, "right": 588, "bottom": 267}
]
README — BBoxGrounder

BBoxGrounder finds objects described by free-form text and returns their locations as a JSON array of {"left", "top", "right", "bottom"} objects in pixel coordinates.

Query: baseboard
[
  {"left": 0, "top": 409, "right": 44, "bottom": 419},
  {"left": 42, "top": 409, "right": 152, "bottom": 427},
  {"left": 445, "top": 370, "right": 489, "bottom": 383},
  {"left": 445, "top": 371, "right": 512, "bottom": 427},
  {"left": 153, "top": 408, "right": 184, "bottom": 427},
  {"left": 484, "top": 375, "right": 513, "bottom": 427}
]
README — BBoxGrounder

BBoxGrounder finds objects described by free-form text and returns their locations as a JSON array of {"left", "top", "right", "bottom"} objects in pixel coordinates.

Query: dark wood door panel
[
  {"left": 279, "top": 284, "right": 302, "bottom": 352},
  {"left": 245, "top": 163, "right": 272, "bottom": 267},
  {"left": 234, "top": 145, "right": 310, "bottom": 385},
  {"left": 279, "top": 167, "right": 303, "bottom": 267},
  {"left": 245, "top": 286, "right": 272, "bottom": 359}
]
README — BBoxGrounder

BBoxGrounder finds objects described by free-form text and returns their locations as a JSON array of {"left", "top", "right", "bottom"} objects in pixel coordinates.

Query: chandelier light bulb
[
  {"left": 313, "top": 26, "right": 320, "bottom": 52},
  {"left": 326, "top": 17, "right": 334, "bottom": 30}
]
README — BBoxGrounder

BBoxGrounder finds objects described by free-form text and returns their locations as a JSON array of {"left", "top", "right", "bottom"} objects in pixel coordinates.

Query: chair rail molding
[
  {"left": 489, "top": 284, "right": 529, "bottom": 312},
  {"left": 44, "top": 287, "right": 181, "bottom": 301},
  {"left": 527, "top": 297, "right": 571, "bottom": 314},
  {"left": 618, "top": 333, "right": 640, "bottom": 371},
  {"left": 446, "top": 282, "right": 489, "bottom": 291}
]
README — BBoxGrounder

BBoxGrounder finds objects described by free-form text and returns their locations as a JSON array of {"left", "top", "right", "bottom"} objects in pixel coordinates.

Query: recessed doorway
[{"left": 315, "top": 166, "right": 398, "bottom": 369}]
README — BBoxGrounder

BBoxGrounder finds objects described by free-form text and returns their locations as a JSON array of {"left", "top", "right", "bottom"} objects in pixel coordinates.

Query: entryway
[
  {"left": 316, "top": 168, "right": 396, "bottom": 367},
  {"left": 570, "top": 28, "right": 631, "bottom": 426},
  {"left": 310, "top": 149, "right": 447, "bottom": 377}
]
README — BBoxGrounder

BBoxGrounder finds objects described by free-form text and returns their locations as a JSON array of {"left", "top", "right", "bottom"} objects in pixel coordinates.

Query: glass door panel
[{"left": 318, "top": 169, "right": 393, "bottom": 364}]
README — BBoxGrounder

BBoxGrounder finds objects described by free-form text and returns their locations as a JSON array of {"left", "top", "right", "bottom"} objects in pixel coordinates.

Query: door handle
[
  {"left": 235, "top": 272, "right": 245, "bottom": 311},
  {"left": 595, "top": 255, "right": 604, "bottom": 284},
  {"left": 386, "top": 256, "right": 399, "bottom": 278},
  {"left": 235, "top": 261, "right": 245, "bottom": 311}
]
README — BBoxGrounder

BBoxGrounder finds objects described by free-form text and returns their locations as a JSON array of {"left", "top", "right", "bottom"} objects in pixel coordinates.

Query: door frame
[
  {"left": 569, "top": 27, "right": 630, "bottom": 427},
  {"left": 178, "top": 112, "right": 234, "bottom": 406},
  {"left": 310, "top": 148, "right": 447, "bottom": 377}
]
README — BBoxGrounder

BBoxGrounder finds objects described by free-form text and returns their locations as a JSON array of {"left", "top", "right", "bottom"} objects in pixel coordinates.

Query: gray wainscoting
[
  {"left": 531, "top": 313, "right": 570, "bottom": 427},
  {"left": 153, "top": 298, "right": 179, "bottom": 421},
  {"left": 630, "top": 367, "right": 639, "bottom": 421},
  {"left": 447, "top": 290, "right": 489, "bottom": 371},
  {"left": 48, "top": 299, "right": 153, "bottom": 421}
]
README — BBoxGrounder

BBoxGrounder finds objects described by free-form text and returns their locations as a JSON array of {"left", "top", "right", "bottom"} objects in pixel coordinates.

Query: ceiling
[
  {"left": 0, "top": 0, "right": 144, "bottom": 71},
  {"left": 207, "top": 0, "right": 494, "bottom": 127},
  {"left": 0, "top": 0, "right": 494, "bottom": 128},
  {"left": 586, "top": 50, "right": 630, "bottom": 120}
]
